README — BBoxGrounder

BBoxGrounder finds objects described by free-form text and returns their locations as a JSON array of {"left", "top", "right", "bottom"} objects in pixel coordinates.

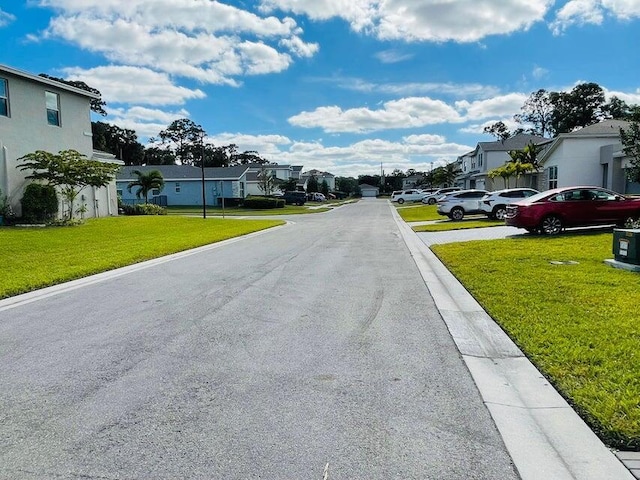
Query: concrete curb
[{"left": 392, "top": 207, "right": 633, "bottom": 480}]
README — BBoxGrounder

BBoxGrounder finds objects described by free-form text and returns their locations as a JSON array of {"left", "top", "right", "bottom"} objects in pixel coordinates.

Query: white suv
[
  {"left": 390, "top": 189, "right": 427, "bottom": 204},
  {"left": 421, "top": 187, "right": 461, "bottom": 205},
  {"left": 437, "top": 189, "right": 488, "bottom": 220},
  {"left": 480, "top": 188, "right": 539, "bottom": 220}
]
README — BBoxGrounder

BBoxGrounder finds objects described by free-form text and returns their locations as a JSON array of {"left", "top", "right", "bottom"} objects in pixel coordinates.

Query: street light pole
[{"left": 201, "top": 132, "right": 206, "bottom": 219}]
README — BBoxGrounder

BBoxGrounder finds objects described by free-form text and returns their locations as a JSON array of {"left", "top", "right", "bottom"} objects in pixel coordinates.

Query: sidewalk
[{"left": 393, "top": 209, "right": 636, "bottom": 480}]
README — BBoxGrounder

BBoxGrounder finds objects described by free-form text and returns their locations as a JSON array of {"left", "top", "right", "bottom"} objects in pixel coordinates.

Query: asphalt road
[{"left": 0, "top": 199, "right": 519, "bottom": 479}]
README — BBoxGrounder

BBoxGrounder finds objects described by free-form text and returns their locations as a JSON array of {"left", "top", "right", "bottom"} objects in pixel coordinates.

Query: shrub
[
  {"left": 243, "top": 196, "right": 285, "bottom": 209},
  {"left": 21, "top": 183, "right": 58, "bottom": 223},
  {"left": 120, "top": 203, "right": 167, "bottom": 215}
]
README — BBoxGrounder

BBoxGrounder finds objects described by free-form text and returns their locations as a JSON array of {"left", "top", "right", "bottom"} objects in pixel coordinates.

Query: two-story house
[
  {"left": 456, "top": 133, "right": 548, "bottom": 191},
  {"left": 0, "top": 64, "right": 122, "bottom": 218},
  {"left": 244, "top": 163, "right": 304, "bottom": 196},
  {"left": 299, "top": 169, "right": 336, "bottom": 191}
]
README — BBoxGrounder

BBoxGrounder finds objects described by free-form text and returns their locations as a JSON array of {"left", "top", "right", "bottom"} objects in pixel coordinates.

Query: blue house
[{"left": 116, "top": 165, "right": 249, "bottom": 206}]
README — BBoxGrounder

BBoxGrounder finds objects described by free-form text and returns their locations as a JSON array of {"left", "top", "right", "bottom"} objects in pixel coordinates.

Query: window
[
  {"left": 478, "top": 153, "right": 483, "bottom": 167},
  {"left": 175, "top": 182, "right": 181, "bottom": 194},
  {"left": 0, "top": 78, "right": 8, "bottom": 117},
  {"left": 152, "top": 189, "right": 160, "bottom": 196},
  {"left": 46, "top": 91, "right": 60, "bottom": 126},
  {"left": 548, "top": 166, "right": 558, "bottom": 189}
]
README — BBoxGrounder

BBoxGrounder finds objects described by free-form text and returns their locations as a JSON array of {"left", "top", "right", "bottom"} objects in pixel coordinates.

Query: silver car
[{"left": 437, "top": 189, "right": 489, "bottom": 220}]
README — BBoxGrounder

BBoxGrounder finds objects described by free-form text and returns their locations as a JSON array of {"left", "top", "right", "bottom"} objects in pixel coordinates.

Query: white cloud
[
  {"left": 551, "top": 0, "right": 640, "bottom": 34},
  {"left": 35, "top": 0, "right": 318, "bottom": 84},
  {"left": 289, "top": 97, "right": 463, "bottom": 133},
  {"left": 0, "top": 8, "right": 16, "bottom": 27},
  {"left": 532, "top": 66, "right": 549, "bottom": 80},
  {"left": 604, "top": 88, "right": 640, "bottom": 105},
  {"left": 374, "top": 49, "right": 414, "bottom": 64},
  {"left": 62, "top": 66, "right": 206, "bottom": 105},
  {"left": 456, "top": 93, "right": 529, "bottom": 121},
  {"left": 261, "top": 0, "right": 553, "bottom": 43},
  {"left": 207, "top": 130, "right": 471, "bottom": 177}
]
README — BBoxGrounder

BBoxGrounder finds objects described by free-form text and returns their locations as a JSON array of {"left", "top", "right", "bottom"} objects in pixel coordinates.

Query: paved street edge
[{"left": 390, "top": 206, "right": 633, "bottom": 480}]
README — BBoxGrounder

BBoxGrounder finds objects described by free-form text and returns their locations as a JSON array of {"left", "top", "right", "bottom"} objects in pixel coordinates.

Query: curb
[{"left": 391, "top": 207, "right": 633, "bottom": 480}]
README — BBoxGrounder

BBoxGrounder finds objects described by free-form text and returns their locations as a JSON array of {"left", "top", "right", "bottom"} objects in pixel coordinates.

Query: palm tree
[{"left": 127, "top": 169, "right": 164, "bottom": 203}]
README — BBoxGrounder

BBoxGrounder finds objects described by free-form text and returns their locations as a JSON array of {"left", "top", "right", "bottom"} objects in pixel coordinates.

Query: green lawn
[
  {"left": 413, "top": 218, "right": 504, "bottom": 232},
  {"left": 396, "top": 204, "right": 441, "bottom": 222},
  {"left": 0, "top": 216, "right": 283, "bottom": 299},
  {"left": 432, "top": 232, "right": 640, "bottom": 449}
]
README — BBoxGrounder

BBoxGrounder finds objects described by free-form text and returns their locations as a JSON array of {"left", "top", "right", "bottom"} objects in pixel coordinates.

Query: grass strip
[
  {"left": 431, "top": 232, "right": 640, "bottom": 449},
  {"left": 396, "top": 204, "right": 441, "bottom": 222},
  {"left": 167, "top": 205, "right": 331, "bottom": 216},
  {"left": 413, "top": 219, "right": 503, "bottom": 232},
  {"left": 0, "top": 216, "right": 283, "bottom": 299}
]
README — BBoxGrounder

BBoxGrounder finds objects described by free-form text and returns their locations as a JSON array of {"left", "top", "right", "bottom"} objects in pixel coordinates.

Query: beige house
[{"left": 0, "top": 64, "right": 122, "bottom": 218}]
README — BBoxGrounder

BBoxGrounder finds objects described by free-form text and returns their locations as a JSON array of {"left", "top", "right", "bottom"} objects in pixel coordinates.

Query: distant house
[
  {"left": 0, "top": 63, "right": 123, "bottom": 218},
  {"left": 537, "top": 119, "right": 639, "bottom": 194},
  {"left": 244, "top": 163, "right": 304, "bottom": 196},
  {"left": 300, "top": 169, "right": 336, "bottom": 191},
  {"left": 456, "top": 133, "right": 548, "bottom": 191},
  {"left": 359, "top": 184, "right": 379, "bottom": 197},
  {"left": 116, "top": 164, "right": 249, "bottom": 206},
  {"left": 402, "top": 174, "right": 426, "bottom": 189}
]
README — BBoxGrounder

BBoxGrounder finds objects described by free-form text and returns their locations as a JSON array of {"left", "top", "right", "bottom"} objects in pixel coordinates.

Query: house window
[
  {"left": 45, "top": 91, "right": 60, "bottom": 126},
  {"left": 478, "top": 153, "right": 483, "bottom": 167},
  {"left": 175, "top": 182, "right": 181, "bottom": 194},
  {"left": 0, "top": 78, "right": 9, "bottom": 117},
  {"left": 152, "top": 189, "right": 160, "bottom": 196},
  {"left": 548, "top": 166, "right": 558, "bottom": 189}
]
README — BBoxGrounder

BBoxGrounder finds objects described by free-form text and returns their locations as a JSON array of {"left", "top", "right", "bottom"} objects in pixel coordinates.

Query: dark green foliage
[
  {"left": 242, "top": 196, "right": 285, "bottom": 209},
  {"left": 92, "top": 121, "right": 145, "bottom": 165},
  {"left": 307, "top": 175, "right": 319, "bottom": 192},
  {"left": 21, "top": 183, "right": 58, "bottom": 223},
  {"left": 620, "top": 122, "right": 640, "bottom": 183},
  {"left": 120, "top": 203, "right": 167, "bottom": 215},
  {"left": 320, "top": 179, "right": 329, "bottom": 196}
]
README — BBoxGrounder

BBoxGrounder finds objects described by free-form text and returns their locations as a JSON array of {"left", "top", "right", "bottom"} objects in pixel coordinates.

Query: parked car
[
  {"left": 480, "top": 188, "right": 539, "bottom": 220},
  {"left": 390, "top": 189, "right": 427, "bottom": 204},
  {"left": 505, "top": 186, "right": 640, "bottom": 235},
  {"left": 421, "top": 187, "right": 461, "bottom": 205},
  {"left": 437, "top": 189, "right": 489, "bottom": 220},
  {"left": 308, "top": 192, "right": 326, "bottom": 202},
  {"left": 282, "top": 191, "right": 307, "bottom": 206}
]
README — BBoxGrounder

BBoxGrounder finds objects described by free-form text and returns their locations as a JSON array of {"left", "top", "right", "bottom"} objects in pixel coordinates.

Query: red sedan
[{"left": 505, "top": 186, "right": 640, "bottom": 235}]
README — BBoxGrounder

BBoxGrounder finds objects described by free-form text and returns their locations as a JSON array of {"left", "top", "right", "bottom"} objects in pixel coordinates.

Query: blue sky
[{"left": 1, "top": 1, "right": 639, "bottom": 177}]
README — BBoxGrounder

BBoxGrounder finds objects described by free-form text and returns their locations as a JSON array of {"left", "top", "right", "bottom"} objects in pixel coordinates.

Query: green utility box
[{"left": 613, "top": 229, "right": 640, "bottom": 265}]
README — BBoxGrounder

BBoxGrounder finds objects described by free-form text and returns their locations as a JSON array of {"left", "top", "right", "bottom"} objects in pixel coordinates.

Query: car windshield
[{"left": 523, "top": 190, "right": 557, "bottom": 203}]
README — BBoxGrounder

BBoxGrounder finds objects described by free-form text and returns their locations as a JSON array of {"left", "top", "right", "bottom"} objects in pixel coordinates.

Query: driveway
[{"left": 0, "top": 199, "right": 518, "bottom": 479}]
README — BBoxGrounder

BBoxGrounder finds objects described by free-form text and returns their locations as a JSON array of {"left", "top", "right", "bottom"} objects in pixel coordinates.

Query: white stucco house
[
  {"left": 0, "top": 64, "right": 122, "bottom": 219},
  {"left": 537, "top": 119, "right": 639, "bottom": 194},
  {"left": 456, "top": 133, "right": 549, "bottom": 190},
  {"left": 244, "top": 163, "right": 303, "bottom": 196}
]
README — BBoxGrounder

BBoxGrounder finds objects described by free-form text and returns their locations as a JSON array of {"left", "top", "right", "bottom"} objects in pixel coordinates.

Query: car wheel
[
  {"left": 540, "top": 215, "right": 563, "bottom": 235},
  {"left": 428, "top": 198, "right": 436, "bottom": 205},
  {"left": 397, "top": 198, "right": 405, "bottom": 204},
  {"left": 617, "top": 215, "right": 638, "bottom": 228},
  {"left": 493, "top": 206, "right": 507, "bottom": 221},
  {"left": 450, "top": 207, "right": 464, "bottom": 221}
]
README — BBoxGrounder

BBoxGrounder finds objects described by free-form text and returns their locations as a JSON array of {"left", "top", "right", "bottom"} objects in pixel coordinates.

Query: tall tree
[
  {"left": 156, "top": 119, "right": 205, "bottom": 165},
  {"left": 38, "top": 74, "right": 107, "bottom": 116},
  {"left": 620, "top": 123, "right": 640, "bottom": 183},
  {"left": 144, "top": 146, "right": 177, "bottom": 165},
  {"left": 508, "top": 141, "right": 544, "bottom": 171},
  {"left": 549, "top": 83, "right": 606, "bottom": 135},
  {"left": 307, "top": 175, "right": 319, "bottom": 193},
  {"left": 127, "top": 169, "right": 165, "bottom": 203},
  {"left": 335, "top": 176, "right": 358, "bottom": 194},
  {"left": 17, "top": 149, "right": 119, "bottom": 221},
  {"left": 256, "top": 166, "right": 277, "bottom": 196},
  {"left": 483, "top": 121, "right": 511, "bottom": 142},
  {"left": 514, "top": 89, "right": 553, "bottom": 137},
  {"left": 92, "top": 121, "right": 144, "bottom": 165}
]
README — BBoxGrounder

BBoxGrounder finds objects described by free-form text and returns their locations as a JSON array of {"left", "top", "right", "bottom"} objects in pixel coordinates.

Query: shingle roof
[
  {"left": 478, "top": 133, "right": 548, "bottom": 152},
  {"left": 116, "top": 164, "right": 248, "bottom": 181},
  {"left": 566, "top": 119, "right": 630, "bottom": 136}
]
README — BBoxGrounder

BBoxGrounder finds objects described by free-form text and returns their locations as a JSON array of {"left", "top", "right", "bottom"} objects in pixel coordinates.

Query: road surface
[{"left": 0, "top": 199, "right": 519, "bottom": 479}]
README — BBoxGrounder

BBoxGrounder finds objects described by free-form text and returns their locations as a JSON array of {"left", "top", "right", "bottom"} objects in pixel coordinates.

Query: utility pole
[{"left": 200, "top": 131, "right": 206, "bottom": 219}]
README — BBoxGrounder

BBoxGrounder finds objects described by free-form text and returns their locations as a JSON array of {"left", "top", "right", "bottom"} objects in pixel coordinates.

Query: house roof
[
  {"left": 116, "top": 164, "right": 249, "bottom": 181},
  {"left": 539, "top": 119, "right": 632, "bottom": 165},
  {"left": 359, "top": 183, "right": 379, "bottom": 190},
  {"left": 477, "top": 133, "right": 548, "bottom": 153},
  {"left": 0, "top": 64, "right": 100, "bottom": 99},
  {"left": 301, "top": 169, "right": 335, "bottom": 177}
]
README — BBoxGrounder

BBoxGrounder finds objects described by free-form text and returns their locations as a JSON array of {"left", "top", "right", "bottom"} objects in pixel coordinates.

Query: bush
[
  {"left": 120, "top": 203, "right": 167, "bottom": 215},
  {"left": 21, "top": 183, "right": 58, "bottom": 223},
  {"left": 243, "top": 196, "right": 285, "bottom": 209}
]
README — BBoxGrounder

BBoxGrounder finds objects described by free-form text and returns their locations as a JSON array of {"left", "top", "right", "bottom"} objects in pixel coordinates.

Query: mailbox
[{"left": 613, "top": 229, "right": 640, "bottom": 265}]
